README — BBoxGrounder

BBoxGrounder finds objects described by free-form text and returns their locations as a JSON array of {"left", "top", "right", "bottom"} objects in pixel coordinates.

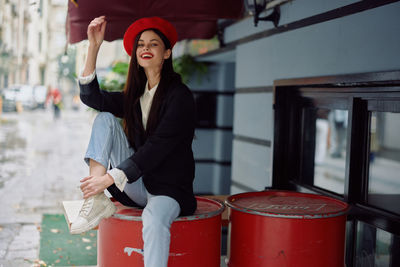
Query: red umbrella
[{"left": 67, "top": 0, "right": 244, "bottom": 44}]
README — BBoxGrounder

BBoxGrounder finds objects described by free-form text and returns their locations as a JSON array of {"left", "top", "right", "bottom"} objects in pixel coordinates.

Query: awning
[{"left": 67, "top": 0, "right": 244, "bottom": 44}]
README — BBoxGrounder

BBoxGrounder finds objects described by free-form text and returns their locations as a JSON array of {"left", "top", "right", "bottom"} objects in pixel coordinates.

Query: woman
[{"left": 71, "top": 16, "right": 196, "bottom": 267}]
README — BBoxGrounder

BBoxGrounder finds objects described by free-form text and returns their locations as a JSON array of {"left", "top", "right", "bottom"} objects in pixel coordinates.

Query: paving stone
[
  {"left": 8, "top": 239, "right": 38, "bottom": 251},
  {"left": 0, "top": 242, "right": 8, "bottom": 251},
  {"left": 0, "top": 225, "right": 20, "bottom": 240},
  {"left": 5, "top": 249, "right": 37, "bottom": 260},
  {"left": 0, "top": 258, "right": 33, "bottom": 267}
]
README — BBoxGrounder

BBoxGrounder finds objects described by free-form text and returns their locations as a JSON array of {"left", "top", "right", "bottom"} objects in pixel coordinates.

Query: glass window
[
  {"left": 356, "top": 221, "right": 398, "bottom": 267},
  {"left": 313, "top": 108, "right": 348, "bottom": 194},
  {"left": 193, "top": 93, "right": 217, "bottom": 127},
  {"left": 368, "top": 112, "right": 400, "bottom": 215}
]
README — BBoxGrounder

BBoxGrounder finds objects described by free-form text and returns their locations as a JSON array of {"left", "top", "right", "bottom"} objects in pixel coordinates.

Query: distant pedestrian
[
  {"left": 328, "top": 110, "right": 348, "bottom": 158},
  {"left": 46, "top": 86, "right": 62, "bottom": 119}
]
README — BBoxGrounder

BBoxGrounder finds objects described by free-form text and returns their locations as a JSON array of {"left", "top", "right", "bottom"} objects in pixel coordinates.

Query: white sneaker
[{"left": 70, "top": 193, "right": 116, "bottom": 234}]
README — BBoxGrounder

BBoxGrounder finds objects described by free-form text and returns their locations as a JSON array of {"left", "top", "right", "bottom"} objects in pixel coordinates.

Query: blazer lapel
[{"left": 135, "top": 103, "right": 146, "bottom": 148}]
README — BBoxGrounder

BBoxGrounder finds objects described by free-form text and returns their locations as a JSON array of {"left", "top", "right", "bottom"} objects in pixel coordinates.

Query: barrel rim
[
  {"left": 225, "top": 190, "right": 349, "bottom": 219},
  {"left": 111, "top": 196, "right": 225, "bottom": 222}
]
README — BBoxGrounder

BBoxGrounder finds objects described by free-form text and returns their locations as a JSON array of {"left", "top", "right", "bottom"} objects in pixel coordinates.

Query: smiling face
[{"left": 135, "top": 30, "right": 172, "bottom": 71}]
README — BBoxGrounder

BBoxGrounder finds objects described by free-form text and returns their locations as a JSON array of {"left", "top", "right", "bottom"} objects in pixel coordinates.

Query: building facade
[
  {"left": 195, "top": 0, "right": 400, "bottom": 265},
  {"left": 0, "top": 0, "right": 72, "bottom": 92}
]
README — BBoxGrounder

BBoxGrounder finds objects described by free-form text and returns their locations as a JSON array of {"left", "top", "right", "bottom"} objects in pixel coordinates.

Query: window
[
  {"left": 303, "top": 108, "right": 348, "bottom": 194},
  {"left": 367, "top": 111, "right": 400, "bottom": 215},
  {"left": 272, "top": 71, "right": 400, "bottom": 266},
  {"left": 193, "top": 92, "right": 217, "bottom": 128},
  {"left": 38, "top": 32, "right": 42, "bottom": 52},
  {"left": 356, "top": 221, "right": 399, "bottom": 267}
]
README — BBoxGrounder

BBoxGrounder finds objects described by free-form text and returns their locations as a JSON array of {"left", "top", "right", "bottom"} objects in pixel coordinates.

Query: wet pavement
[{"left": 0, "top": 107, "right": 94, "bottom": 266}]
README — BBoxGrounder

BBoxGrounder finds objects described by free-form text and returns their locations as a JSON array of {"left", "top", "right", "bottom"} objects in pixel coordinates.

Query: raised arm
[
  {"left": 79, "top": 16, "right": 124, "bottom": 117},
  {"left": 82, "top": 16, "right": 107, "bottom": 76}
]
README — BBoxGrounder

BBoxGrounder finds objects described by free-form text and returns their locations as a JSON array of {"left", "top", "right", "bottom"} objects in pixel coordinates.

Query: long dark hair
[{"left": 123, "top": 28, "right": 181, "bottom": 149}]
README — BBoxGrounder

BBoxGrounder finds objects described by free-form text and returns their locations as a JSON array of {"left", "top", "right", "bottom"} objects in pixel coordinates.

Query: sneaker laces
[{"left": 79, "top": 197, "right": 94, "bottom": 217}]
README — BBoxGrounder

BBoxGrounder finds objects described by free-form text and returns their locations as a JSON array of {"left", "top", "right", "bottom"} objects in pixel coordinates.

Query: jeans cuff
[{"left": 84, "top": 154, "right": 109, "bottom": 169}]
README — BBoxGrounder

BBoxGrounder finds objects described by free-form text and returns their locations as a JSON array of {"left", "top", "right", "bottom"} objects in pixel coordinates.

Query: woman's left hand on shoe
[{"left": 80, "top": 174, "right": 114, "bottom": 199}]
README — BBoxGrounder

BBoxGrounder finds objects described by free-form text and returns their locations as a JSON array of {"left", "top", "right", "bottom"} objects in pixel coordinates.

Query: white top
[
  {"left": 79, "top": 71, "right": 157, "bottom": 191},
  {"left": 140, "top": 82, "right": 158, "bottom": 130}
]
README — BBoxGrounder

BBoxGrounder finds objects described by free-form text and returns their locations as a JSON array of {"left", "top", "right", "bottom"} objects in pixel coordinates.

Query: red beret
[{"left": 123, "top": 17, "right": 178, "bottom": 56}]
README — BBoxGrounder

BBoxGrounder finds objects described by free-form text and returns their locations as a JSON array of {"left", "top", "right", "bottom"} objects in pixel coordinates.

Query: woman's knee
[
  {"left": 94, "top": 112, "right": 115, "bottom": 125},
  {"left": 93, "top": 112, "right": 121, "bottom": 133},
  {"left": 141, "top": 196, "right": 180, "bottom": 232},
  {"left": 142, "top": 208, "right": 175, "bottom": 231}
]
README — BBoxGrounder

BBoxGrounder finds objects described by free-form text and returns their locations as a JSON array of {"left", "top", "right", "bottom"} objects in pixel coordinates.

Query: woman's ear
[{"left": 164, "top": 49, "right": 172, "bottom": 60}]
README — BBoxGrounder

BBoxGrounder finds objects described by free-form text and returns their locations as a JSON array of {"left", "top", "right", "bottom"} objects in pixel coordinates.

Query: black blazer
[{"left": 79, "top": 77, "right": 196, "bottom": 215}]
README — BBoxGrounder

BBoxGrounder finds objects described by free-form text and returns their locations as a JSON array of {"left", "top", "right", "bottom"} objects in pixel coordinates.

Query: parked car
[
  {"left": 33, "top": 85, "right": 47, "bottom": 109},
  {"left": 15, "top": 85, "right": 36, "bottom": 110},
  {"left": 1, "top": 85, "right": 21, "bottom": 112},
  {"left": 1, "top": 84, "right": 39, "bottom": 112}
]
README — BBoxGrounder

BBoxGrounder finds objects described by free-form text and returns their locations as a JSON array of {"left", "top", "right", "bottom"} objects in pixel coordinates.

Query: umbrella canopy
[{"left": 67, "top": 0, "right": 244, "bottom": 44}]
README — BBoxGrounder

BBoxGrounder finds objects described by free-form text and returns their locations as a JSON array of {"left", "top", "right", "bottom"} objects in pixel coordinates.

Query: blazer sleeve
[
  {"left": 79, "top": 76, "right": 124, "bottom": 117},
  {"left": 117, "top": 85, "right": 195, "bottom": 183}
]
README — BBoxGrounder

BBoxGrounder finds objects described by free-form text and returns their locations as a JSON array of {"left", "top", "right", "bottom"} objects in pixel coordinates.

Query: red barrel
[
  {"left": 98, "top": 196, "right": 224, "bottom": 267},
  {"left": 226, "top": 191, "right": 349, "bottom": 267}
]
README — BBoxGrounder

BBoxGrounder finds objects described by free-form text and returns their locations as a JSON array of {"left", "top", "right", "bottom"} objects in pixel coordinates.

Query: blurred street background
[
  {"left": 0, "top": 0, "right": 224, "bottom": 266},
  {"left": 0, "top": 106, "right": 94, "bottom": 266},
  {"left": 0, "top": 1, "right": 97, "bottom": 265}
]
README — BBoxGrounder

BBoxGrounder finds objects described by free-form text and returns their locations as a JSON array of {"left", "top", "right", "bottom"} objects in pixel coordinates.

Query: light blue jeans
[{"left": 84, "top": 112, "right": 180, "bottom": 267}]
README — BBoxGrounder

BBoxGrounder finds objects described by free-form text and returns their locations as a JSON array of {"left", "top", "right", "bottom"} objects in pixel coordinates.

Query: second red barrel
[{"left": 226, "top": 191, "right": 349, "bottom": 267}]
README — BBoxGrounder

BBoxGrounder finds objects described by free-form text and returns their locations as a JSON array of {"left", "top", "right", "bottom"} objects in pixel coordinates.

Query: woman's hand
[
  {"left": 80, "top": 174, "right": 114, "bottom": 199},
  {"left": 87, "top": 16, "right": 107, "bottom": 48}
]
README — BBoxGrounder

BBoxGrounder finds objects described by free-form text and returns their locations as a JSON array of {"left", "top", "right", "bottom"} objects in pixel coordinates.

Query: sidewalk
[{"left": 0, "top": 108, "right": 93, "bottom": 266}]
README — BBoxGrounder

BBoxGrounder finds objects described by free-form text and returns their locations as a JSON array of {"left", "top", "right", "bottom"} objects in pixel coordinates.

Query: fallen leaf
[
  {"left": 82, "top": 237, "right": 91, "bottom": 243},
  {"left": 85, "top": 246, "right": 92, "bottom": 250},
  {"left": 50, "top": 229, "right": 60, "bottom": 234},
  {"left": 34, "top": 259, "right": 47, "bottom": 266},
  {"left": 55, "top": 259, "right": 60, "bottom": 263},
  {"left": 0, "top": 226, "right": 3, "bottom": 232},
  {"left": 53, "top": 250, "right": 57, "bottom": 254},
  {"left": 89, "top": 233, "right": 95, "bottom": 237}
]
